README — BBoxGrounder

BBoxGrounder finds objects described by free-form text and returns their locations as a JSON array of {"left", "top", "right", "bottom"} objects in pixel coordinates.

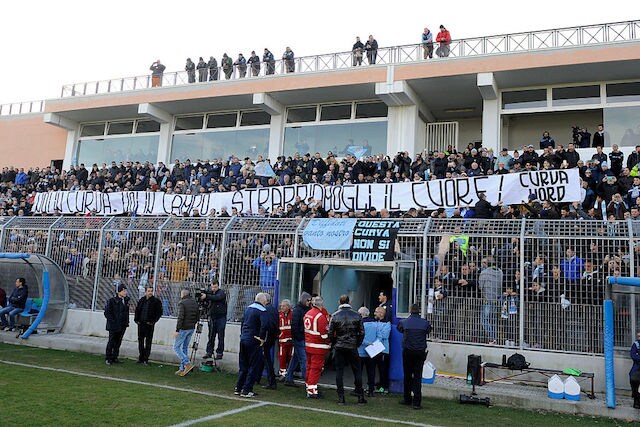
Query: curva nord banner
[{"left": 31, "top": 169, "right": 581, "bottom": 216}]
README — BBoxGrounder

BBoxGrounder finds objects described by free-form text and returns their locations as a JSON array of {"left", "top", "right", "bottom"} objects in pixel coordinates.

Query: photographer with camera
[{"left": 200, "top": 279, "right": 227, "bottom": 360}]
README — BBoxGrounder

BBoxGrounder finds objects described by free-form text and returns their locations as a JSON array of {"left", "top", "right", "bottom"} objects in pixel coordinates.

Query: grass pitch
[{"left": 0, "top": 343, "right": 632, "bottom": 426}]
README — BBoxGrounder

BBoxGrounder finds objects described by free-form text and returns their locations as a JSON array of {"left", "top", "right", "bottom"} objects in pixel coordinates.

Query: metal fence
[
  {"left": 0, "top": 215, "right": 638, "bottom": 355},
  {"left": 0, "top": 100, "right": 44, "bottom": 116},
  {"left": 59, "top": 20, "right": 640, "bottom": 98}
]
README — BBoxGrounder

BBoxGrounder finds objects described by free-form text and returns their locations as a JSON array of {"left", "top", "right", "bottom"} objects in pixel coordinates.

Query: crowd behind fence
[{"left": 1, "top": 215, "right": 639, "bottom": 355}]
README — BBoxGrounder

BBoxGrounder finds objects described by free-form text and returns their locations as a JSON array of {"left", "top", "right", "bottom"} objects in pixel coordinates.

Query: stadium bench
[
  {"left": 481, "top": 362, "right": 595, "bottom": 399},
  {"left": 16, "top": 298, "right": 42, "bottom": 334}
]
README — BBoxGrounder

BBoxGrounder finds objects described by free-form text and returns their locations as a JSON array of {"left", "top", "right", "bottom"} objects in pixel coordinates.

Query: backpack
[{"left": 506, "top": 353, "right": 530, "bottom": 370}]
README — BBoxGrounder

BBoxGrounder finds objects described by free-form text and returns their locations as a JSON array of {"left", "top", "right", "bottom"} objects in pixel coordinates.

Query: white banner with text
[{"left": 31, "top": 169, "right": 581, "bottom": 216}]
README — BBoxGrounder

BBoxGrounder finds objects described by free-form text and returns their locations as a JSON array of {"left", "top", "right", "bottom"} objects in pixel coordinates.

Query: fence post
[
  {"left": 293, "top": 218, "right": 307, "bottom": 259},
  {"left": 151, "top": 217, "right": 172, "bottom": 293},
  {"left": 91, "top": 217, "right": 115, "bottom": 311},
  {"left": 44, "top": 216, "right": 64, "bottom": 257},
  {"left": 0, "top": 216, "right": 17, "bottom": 251},
  {"left": 628, "top": 218, "right": 636, "bottom": 344},
  {"left": 518, "top": 217, "right": 526, "bottom": 349},
  {"left": 420, "top": 217, "right": 432, "bottom": 318},
  {"left": 217, "top": 217, "right": 236, "bottom": 285}
]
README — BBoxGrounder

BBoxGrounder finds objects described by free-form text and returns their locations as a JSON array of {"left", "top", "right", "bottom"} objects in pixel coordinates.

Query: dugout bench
[{"left": 481, "top": 362, "right": 596, "bottom": 399}]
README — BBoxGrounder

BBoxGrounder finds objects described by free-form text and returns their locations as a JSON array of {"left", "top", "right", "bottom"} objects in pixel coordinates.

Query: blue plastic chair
[{"left": 17, "top": 298, "right": 34, "bottom": 317}]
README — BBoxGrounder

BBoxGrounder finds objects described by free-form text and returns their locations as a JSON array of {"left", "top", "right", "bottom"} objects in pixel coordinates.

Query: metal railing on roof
[
  {"left": 58, "top": 20, "right": 640, "bottom": 98},
  {"left": 1, "top": 20, "right": 639, "bottom": 116},
  {"left": 0, "top": 100, "right": 45, "bottom": 116}
]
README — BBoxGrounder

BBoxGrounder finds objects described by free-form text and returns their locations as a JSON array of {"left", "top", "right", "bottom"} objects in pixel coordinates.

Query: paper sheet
[{"left": 365, "top": 340, "right": 385, "bottom": 358}]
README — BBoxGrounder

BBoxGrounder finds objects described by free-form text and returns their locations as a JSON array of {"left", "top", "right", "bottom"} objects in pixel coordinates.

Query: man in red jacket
[
  {"left": 436, "top": 25, "right": 452, "bottom": 57},
  {"left": 278, "top": 299, "right": 293, "bottom": 377},
  {"left": 304, "top": 296, "right": 331, "bottom": 398}
]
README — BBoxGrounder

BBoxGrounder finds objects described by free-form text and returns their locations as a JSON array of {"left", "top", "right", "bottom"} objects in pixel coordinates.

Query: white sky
[{"left": 0, "top": 0, "right": 636, "bottom": 105}]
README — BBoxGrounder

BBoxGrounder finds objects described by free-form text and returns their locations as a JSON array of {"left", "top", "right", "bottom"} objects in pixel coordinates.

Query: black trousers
[
  {"left": 255, "top": 341, "right": 277, "bottom": 386},
  {"left": 402, "top": 350, "right": 426, "bottom": 406},
  {"left": 106, "top": 329, "right": 126, "bottom": 362},
  {"left": 631, "top": 378, "right": 640, "bottom": 407},
  {"left": 137, "top": 323, "right": 154, "bottom": 362},
  {"left": 206, "top": 316, "right": 226, "bottom": 356},
  {"left": 360, "top": 356, "right": 376, "bottom": 391},
  {"left": 375, "top": 353, "right": 390, "bottom": 389},
  {"left": 334, "top": 347, "right": 363, "bottom": 396}
]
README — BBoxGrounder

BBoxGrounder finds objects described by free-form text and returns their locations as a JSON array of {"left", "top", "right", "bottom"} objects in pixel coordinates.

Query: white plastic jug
[
  {"left": 563, "top": 376, "right": 581, "bottom": 401},
  {"left": 422, "top": 361, "right": 436, "bottom": 384},
  {"left": 547, "top": 374, "right": 564, "bottom": 399}
]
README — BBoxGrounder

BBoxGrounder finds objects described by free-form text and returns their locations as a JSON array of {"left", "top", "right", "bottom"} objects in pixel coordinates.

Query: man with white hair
[
  {"left": 303, "top": 295, "right": 331, "bottom": 398},
  {"left": 235, "top": 292, "right": 268, "bottom": 398}
]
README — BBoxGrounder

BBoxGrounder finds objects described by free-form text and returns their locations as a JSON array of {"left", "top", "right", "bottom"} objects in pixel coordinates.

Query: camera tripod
[{"left": 189, "top": 306, "right": 221, "bottom": 372}]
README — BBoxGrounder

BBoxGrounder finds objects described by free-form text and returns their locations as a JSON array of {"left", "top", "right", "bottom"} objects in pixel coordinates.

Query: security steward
[
  {"left": 303, "top": 296, "right": 331, "bottom": 398},
  {"left": 397, "top": 304, "right": 432, "bottom": 409},
  {"left": 328, "top": 294, "right": 366, "bottom": 405}
]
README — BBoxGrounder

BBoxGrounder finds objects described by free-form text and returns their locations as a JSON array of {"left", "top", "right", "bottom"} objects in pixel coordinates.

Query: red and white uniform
[
  {"left": 278, "top": 309, "right": 293, "bottom": 376},
  {"left": 304, "top": 306, "right": 331, "bottom": 396}
]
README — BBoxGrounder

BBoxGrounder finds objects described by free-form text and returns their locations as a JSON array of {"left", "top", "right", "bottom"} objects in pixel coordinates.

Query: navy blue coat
[
  {"left": 630, "top": 340, "right": 640, "bottom": 378},
  {"left": 104, "top": 296, "right": 130, "bottom": 332},
  {"left": 240, "top": 303, "right": 267, "bottom": 343},
  {"left": 397, "top": 314, "right": 432, "bottom": 352},
  {"left": 8, "top": 285, "right": 28, "bottom": 310},
  {"left": 264, "top": 303, "right": 279, "bottom": 345}
]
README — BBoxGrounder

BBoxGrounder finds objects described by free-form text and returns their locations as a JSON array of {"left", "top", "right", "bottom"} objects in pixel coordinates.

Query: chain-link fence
[{"left": 0, "top": 215, "right": 638, "bottom": 355}]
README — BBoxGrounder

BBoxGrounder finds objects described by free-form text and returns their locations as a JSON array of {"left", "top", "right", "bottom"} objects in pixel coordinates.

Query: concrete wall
[
  {"left": 0, "top": 114, "right": 67, "bottom": 167},
  {"left": 457, "top": 117, "right": 482, "bottom": 148},
  {"left": 503, "top": 110, "right": 602, "bottom": 150},
  {"left": 62, "top": 309, "right": 240, "bottom": 356}
]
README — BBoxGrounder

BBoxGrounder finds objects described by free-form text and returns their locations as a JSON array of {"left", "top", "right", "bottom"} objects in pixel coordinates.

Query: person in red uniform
[
  {"left": 278, "top": 299, "right": 293, "bottom": 377},
  {"left": 304, "top": 296, "right": 331, "bottom": 398},
  {"left": 436, "top": 25, "right": 452, "bottom": 58}
]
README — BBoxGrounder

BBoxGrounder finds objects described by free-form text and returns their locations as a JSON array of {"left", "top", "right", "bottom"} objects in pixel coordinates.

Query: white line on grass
[
  {"left": 169, "top": 402, "right": 269, "bottom": 427},
  {"left": 0, "top": 360, "right": 436, "bottom": 427}
]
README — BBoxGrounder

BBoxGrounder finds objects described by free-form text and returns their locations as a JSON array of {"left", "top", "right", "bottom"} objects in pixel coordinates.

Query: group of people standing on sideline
[{"left": 99, "top": 279, "right": 434, "bottom": 410}]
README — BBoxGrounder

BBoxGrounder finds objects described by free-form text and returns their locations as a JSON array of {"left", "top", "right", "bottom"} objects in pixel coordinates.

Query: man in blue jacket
[
  {"left": 235, "top": 292, "right": 268, "bottom": 398},
  {"left": 630, "top": 330, "right": 640, "bottom": 409},
  {"left": 259, "top": 292, "right": 279, "bottom": 389},
  {"left": 0, "top": 277, "right": 28, "bottom": 331},
  {"left": 397, "top": 304, "right": 432, "bottom": 410}
]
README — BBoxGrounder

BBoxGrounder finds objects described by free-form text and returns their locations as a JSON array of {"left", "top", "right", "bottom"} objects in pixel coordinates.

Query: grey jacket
[{"left": 478, "top": 267, "right": 503, "bottom": 301}]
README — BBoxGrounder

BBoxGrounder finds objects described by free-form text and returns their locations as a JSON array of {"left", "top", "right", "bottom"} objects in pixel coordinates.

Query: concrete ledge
[{"left": 422, "top": 376, "right": 639, "bottom": 422}]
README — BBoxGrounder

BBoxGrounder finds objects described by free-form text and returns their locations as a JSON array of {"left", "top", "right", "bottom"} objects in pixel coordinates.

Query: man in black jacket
[
  {"left": 174, "top": 289, "right": 199, "bottom": 376},
  {"left": 397, "top": 304, "right": 432, "bottom": 410},
  {"left": 283, "top": 291, "right": 311, "bottom": 386},
  {"left": 134, "top": 286, "right": 163, "bottom": 364},
  {"left": 328, "top": 295, "right": 366, "bottom": 405},
  {"left": 201, "top": 280, "right": 227, "bottom": 360},
  {"left": 0, "top": 277, "right": 28, "bottom": 331},
  {"left": 104, "top": 284, "right": 130, "bottom": 365},
  {"left": 474, "top": 193, "right": 502, "bottom": 219}
]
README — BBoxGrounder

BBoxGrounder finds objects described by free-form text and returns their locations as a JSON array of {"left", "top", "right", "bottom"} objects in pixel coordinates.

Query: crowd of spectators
[{"left": 4, "top": 124, "right": 640, "bottom": 224}]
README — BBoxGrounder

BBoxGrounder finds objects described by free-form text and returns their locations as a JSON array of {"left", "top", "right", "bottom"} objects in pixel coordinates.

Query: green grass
[{"left": 0, "top": 343, "right": 633, "bottom": 426}]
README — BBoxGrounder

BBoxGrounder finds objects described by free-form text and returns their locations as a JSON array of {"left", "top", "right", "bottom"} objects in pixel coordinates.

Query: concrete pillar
[
  {"left": 386, "top": 105, "right": 426, "bottom": 156},
  {"left": 253, "top": 93, "right": 284, "bottom": 161},
  {"left": 376, "top": 76, "right": 432, "bottom": 157},
  {"left": 138, "top": 103, "right": 173, "bottom": 165},
  {"left": 44, "top": 113, "right": 79, "bottom": 170},
  {"left": 477, "top": 73, "right": 501, "bottom": 153}
]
